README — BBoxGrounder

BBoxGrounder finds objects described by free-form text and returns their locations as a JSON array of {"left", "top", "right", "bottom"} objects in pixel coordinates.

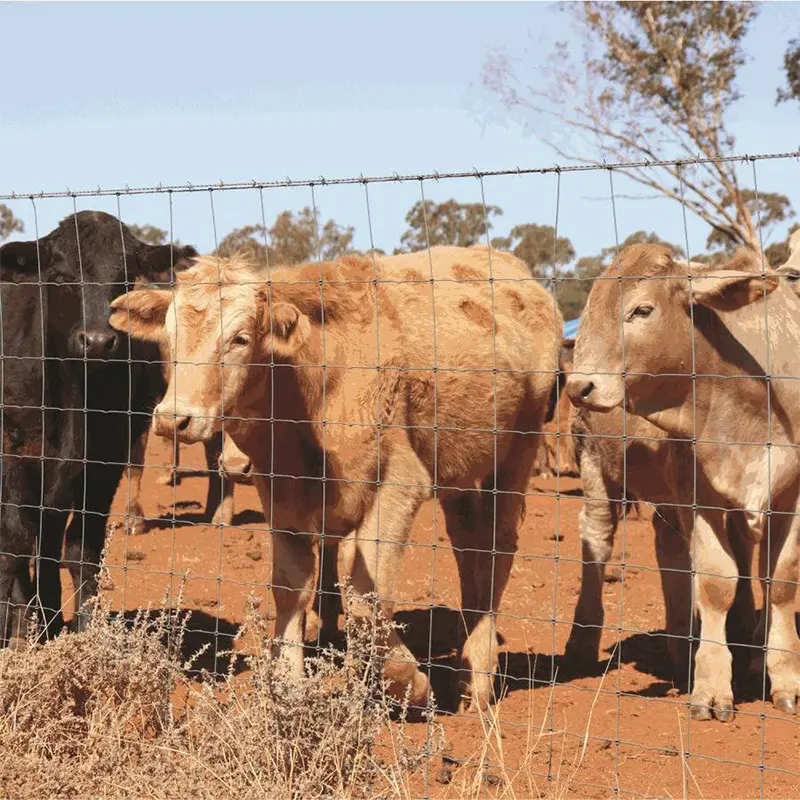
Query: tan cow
[
  {"left": 566, "top": 244, "right": 800, "bottom": 721},
  {"left": 108, "top": 245, "right": 562, "bottom": 711}
]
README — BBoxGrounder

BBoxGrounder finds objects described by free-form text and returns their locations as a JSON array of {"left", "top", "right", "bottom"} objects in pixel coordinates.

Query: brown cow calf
[
  {"left": 109, "top": 245, "right": 562, "bottom": 712},
  {"left": 567, "top": 244, "right": 800, "bottom": 721}
]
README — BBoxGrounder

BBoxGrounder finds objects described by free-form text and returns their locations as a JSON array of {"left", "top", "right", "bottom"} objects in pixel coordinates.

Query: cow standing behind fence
[
  {"left": 110, "top": 244, "right": 563, "bottom": 712},
  {"left": 0, "top": 212, "right": 196, "bottom": 645},
  {"left": 567, "top": 244, "right": 800, "bottom": 721}
]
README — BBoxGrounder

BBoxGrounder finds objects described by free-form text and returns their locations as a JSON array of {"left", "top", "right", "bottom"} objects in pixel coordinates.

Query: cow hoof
[
  {"left": 773, "top": 693, "right": 797, "bottom": 715},
  {"left": 714, "top": 703, "right": 735, "bottom": 723},
  {"left": 210, "top": 508, "right": 234, "bottom": 527},
  {"left": 690, "top": 703, "right": 713, "bottom": 721}
]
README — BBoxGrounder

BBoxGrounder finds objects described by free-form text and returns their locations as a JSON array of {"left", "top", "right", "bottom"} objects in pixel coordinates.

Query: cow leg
[
  {"left": 683, "top": 508, "right": 736, "bottom": 722},
  {"left": 123, "top": 424, "right": 149, "bottom": 536},
  {"left": 653, "top": 505, "right": 693, "bottom": 682},
  {"left": 442, "top": 487, "right": 518, "bottom": 713},
  {"left": 564, "top": 445, "right": 619, "bottom": 666},
  {"left": 346, "top": 451, "right": 432, "bottom": 708},
  {"left": 761, "top": 514, "right": 800, "bottom": 715},
  {"left": 8, "top": 558, "right": 34, "bottom": 649},
  {"left": 305, "top": 538, "right": 343, "bottom": 646},
  {"left": 64, "top": 459, "right": 125, "bottom": 632},
  {"left": 204, "top": 432, "right": 235, "bottom": 527},
  {"left": 725, "top": 511, "right": 758, "bottom": 681},
  {"left": 35, "top": 508, "right": 71, "bottom": 639},
  {"left": 156, "top": 432, "right": 180, "bottom": 486}
]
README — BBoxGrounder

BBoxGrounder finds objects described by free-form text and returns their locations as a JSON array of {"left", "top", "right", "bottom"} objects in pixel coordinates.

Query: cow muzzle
[
  {"left": 565, "top": 373, "right": 622, "bottom": 412},
  {"left": 72, "top": 328, "right": 120, "bottom": 360},
  {"left": 153, "top": 401, "right": 217, "bottom": 444}
]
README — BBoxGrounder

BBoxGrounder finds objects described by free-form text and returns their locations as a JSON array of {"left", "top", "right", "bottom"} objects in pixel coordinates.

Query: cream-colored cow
[
  {"left": 108, "top": 245, "right": 562, "bottom": 712},
  {"left": 566, "top": 244, "right": 800, "bottom": 721}
]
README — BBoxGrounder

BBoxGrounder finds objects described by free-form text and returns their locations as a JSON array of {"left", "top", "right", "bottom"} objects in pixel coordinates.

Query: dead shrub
[{"left": 0, "top": 581, "right": 440, "bottom": 799}]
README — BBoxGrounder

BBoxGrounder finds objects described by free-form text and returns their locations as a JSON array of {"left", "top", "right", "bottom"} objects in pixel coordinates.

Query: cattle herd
[{"left": 1, "top": 211, "right": 799, "bottom": 723}]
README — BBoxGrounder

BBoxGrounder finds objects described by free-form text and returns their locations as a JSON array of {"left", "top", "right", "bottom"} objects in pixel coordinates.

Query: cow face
[
  {"left": 0, "top": 211, "right": 196, "bottom": 364},
  {"left": 109, "top": 254, "right": 310, "bottom": 444},
  {"left": 565, "top": 244, "right": 779, "bottom": 417}
]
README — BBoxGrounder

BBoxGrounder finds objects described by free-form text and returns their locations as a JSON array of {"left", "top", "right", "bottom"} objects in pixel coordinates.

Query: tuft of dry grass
[{"left": 0, "top": 581, "right": 441, "bottom": 799}]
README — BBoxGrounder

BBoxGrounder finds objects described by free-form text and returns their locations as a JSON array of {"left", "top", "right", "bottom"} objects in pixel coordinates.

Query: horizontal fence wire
[{"left": 0, "top": 151, "right": 799, "bottom": 799}]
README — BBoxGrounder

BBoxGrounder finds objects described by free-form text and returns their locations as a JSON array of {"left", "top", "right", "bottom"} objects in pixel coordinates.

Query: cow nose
[
  {"left": 566, "top": 375, "right": 595, "bottom": 406},
  {"left": 77, "top": 330, "right": 119, "bottom": 358},
  {"left": 174, "top": 415, "right": 192, "bottom": 433}
]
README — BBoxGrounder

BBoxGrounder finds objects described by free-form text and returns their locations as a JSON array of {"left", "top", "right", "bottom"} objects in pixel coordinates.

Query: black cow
[{"left": 0, "top": 211, "right": 197, "bottom": 644}]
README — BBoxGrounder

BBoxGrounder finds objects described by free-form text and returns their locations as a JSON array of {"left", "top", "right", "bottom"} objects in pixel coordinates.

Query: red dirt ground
[{"left": 66, "top": 434, "right": 800, "bottom": 799}]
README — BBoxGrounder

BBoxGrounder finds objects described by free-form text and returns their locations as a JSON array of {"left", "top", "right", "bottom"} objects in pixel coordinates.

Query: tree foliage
[
  {"left": 217, "top": 208, "right": 355, "bottom": 267},
  {"left": 705, "top": 190, "right": 794, "bottom": 252},
  {"left": 777, "top": 38, "right": 800, "bottom": 106},
  {"left": 0, "top": 205, "right": 24, "bottom": 242},
  {"left": 396, "top": 200, "right": 502, "bottom": 253},
  {"left": 491, "top": 223, "right": 575, "bottom": 278},
  {"left": 128, "top": 224, "right": 169, "bottom": 246},
  {"left": 764, "top": 223, "right": 800, "bottom": 268},
  {"left": 482, "top": 2, "right": 783, "bottom": 252}
]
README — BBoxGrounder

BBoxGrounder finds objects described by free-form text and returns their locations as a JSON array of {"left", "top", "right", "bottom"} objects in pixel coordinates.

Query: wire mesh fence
[{"left": 1, "top": 151, "right": 799, "bottom": 798}]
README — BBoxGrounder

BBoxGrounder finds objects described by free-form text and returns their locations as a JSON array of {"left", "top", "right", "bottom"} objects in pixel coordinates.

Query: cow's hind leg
[
  {"left": 761, "top": 514, "right": 800, "bottom": 715},
  {"left": 123, "top": 424, "right": 149, "bottom": 536},
  {"left": 653, "top": 505, "right": 693, "bottom": 682},
  {"left": 204, "top": 432, "right": 235, "bottom": 527},
  {"left": 346, "top": 450, "right": 432, "bottom": 708},
  {"left": 156, "top": 432, "right": 180, "bottom": 486},
  {"left": 564, "top": 444, "right": 619, "bottom": 667},
  {"left": 305, "top": 539, "right": 343, "bottom": 647}
]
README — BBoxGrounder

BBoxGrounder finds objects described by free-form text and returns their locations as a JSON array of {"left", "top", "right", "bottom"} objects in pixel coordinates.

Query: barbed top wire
[{"left": 3, "top": 149, "right": 799, "bottom": 201}]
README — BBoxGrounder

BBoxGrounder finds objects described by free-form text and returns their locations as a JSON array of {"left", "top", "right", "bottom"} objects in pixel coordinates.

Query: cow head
[
  {"left": 108, "top": 253, "right": 312, "bottom": 444},
  {"left": 565, "top": 244, "right": 780, "bottom": 417},
  {"left": 0, "top": 211, "right": 196, "bottom": 364}
]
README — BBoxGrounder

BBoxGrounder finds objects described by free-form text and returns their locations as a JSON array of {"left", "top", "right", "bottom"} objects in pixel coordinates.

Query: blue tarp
[{"left": 563, "top": 317, "right": 579, "bottom": 341}]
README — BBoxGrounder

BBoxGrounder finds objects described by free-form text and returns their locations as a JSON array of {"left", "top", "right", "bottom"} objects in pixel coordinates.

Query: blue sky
[{"left": 1, "top": 1, "right": 799, "bottom": 266}]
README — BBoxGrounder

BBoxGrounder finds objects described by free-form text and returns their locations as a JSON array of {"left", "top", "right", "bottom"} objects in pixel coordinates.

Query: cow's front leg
[
  {"left": 683, "top": 508, "right": 737, "bottom": 722},
  {"left": 271, "top": 526, "right": 317, "bottom": 679}
]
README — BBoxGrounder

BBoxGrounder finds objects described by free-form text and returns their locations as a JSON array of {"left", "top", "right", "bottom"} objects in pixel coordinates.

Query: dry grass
[
  {"left": 0, "top": 582, "right": 439, "bottom": 799},
  {"left": 0, "top": 572, "right": 606, "bottom": 800}
]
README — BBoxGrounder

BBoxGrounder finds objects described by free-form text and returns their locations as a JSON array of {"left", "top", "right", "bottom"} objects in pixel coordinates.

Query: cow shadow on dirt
[
  {"left": 113, "top": 608, "right": 246, "bottom": 680},
  {"left": 390, "top": 606, "right": 598, "bottom": 713},
  {"left": 145, "top": 505, "right": 266, "bottom": 531}
]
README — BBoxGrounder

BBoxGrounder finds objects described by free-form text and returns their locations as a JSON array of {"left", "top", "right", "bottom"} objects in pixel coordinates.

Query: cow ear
[
  {"left": 140, "top": 244, "right": 198, "bottom": 285},
  {"left": 0, "top": 240, "right": 52, "bottom": 279},
  {"left": 261, "top": 298, "right": 311, "bottom": 358},
  {"left": 690, "top": 270, "right": 780, "bottom": 312},
  {"left": 109, "top": 289, "right": 172, "bottom": 342}
]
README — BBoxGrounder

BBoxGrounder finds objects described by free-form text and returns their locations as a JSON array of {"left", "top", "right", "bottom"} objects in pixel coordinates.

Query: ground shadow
[
  {"left": 113, "top": 608, "right": 245, "bottom": 680},
  {"left": 145, "top": 507, "right": 266, "bottom": 531}
]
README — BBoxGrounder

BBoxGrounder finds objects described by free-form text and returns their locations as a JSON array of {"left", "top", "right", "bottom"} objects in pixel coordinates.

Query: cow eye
[
  {"left": 231, "top": 334, "right": 250, "bottom": 347},
  {"left": 786, "top": 270, "right": 800, "bottom": 283},
  {"left": 626, "top": 304, "right": 653, "bottom": 321}
]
